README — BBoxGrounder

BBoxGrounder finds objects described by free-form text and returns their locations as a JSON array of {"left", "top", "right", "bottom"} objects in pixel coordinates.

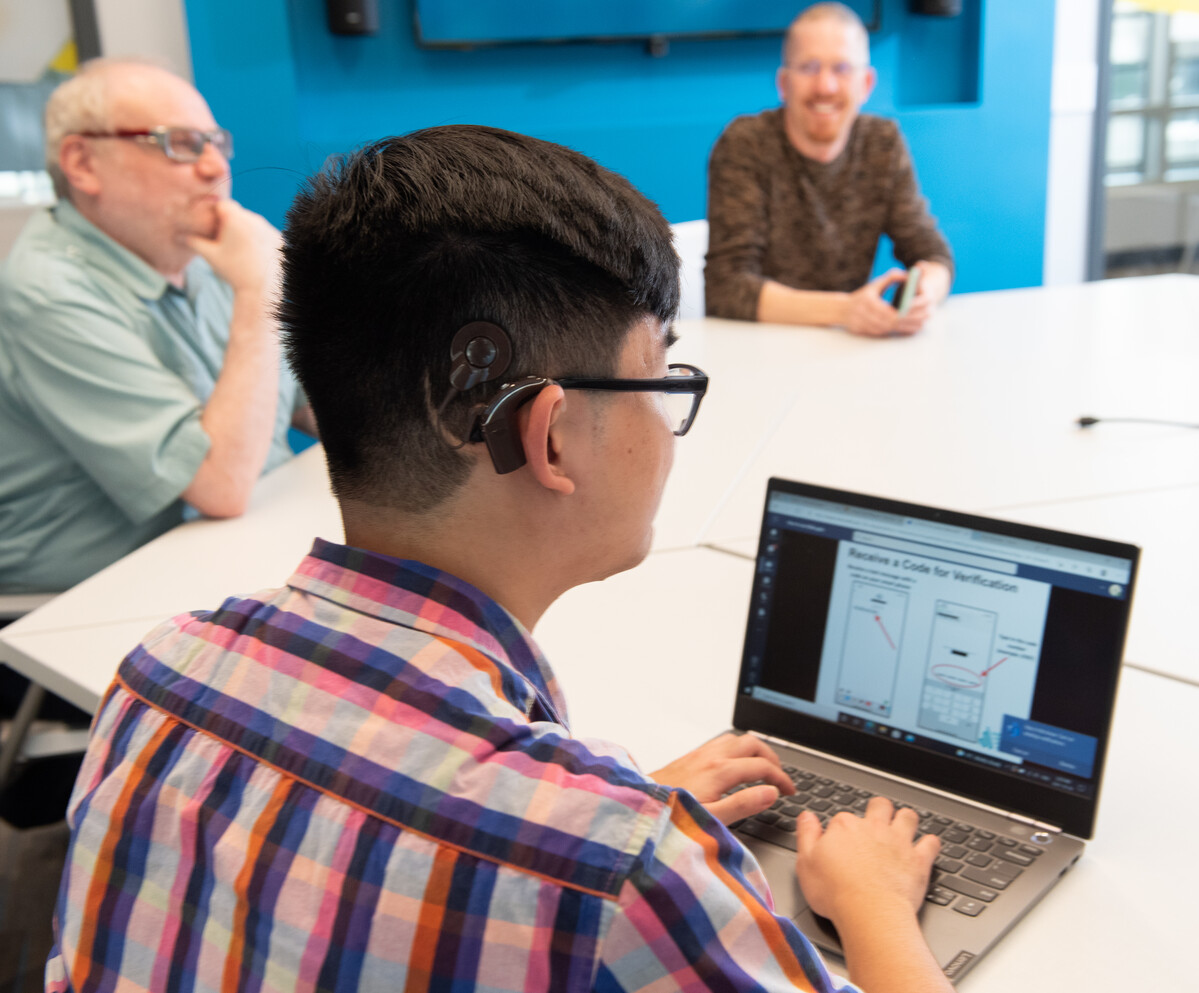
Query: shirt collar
[
  {"left": 52, "top": 199, "right": 199, "bottom": 302},
  {"left": 289, "top": 538, "right": 570, "bottom": 727}
]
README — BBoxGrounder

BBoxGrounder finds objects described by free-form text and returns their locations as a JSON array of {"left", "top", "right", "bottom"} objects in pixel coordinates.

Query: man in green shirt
[{"left": 0, "top": 59, "right": 313, "bottom": 593}]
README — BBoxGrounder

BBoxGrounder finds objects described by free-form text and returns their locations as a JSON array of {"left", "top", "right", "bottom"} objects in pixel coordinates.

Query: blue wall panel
[{"left": 185, "top": 0, "right": 1055, "bottom": 294}]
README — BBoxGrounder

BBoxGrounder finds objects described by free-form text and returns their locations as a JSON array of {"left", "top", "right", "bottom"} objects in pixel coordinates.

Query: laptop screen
[{"left": 734, "top": 479, "right": 1139, "bottom": 837}]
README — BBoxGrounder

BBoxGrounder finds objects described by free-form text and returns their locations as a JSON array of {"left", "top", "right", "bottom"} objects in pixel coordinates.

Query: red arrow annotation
[
  {"left": 874, "top": 614, "right": 896, "bottom": 650},
  {"left": 980, "top": 656, "right": 1008, "bottom": 678}
]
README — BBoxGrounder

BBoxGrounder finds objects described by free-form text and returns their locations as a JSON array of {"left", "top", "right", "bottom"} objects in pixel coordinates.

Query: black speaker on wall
[
  {"left": 910, "top": 0, "right": 962, "bottom": 14},
  {"left": 326, "top": 0, "right": 379, "bottom": 35}
]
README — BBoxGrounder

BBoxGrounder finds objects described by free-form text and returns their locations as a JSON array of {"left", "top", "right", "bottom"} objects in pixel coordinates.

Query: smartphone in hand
[{"left": 888, "top": 268, "right": 922, "bottom": 316}]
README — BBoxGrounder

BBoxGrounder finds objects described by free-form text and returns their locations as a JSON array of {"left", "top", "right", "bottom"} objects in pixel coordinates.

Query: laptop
[{"left": 728, "top": 478, "right": 1139, "bottom": 982}]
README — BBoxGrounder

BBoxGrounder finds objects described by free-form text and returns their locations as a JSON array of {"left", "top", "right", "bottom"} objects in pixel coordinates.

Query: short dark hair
[{"left": 280, "top": 125, "right": 679, "bottom": 512}]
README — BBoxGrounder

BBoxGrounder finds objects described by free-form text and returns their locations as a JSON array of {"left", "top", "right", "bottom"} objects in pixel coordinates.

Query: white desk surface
[
  {"left": 654, "top": 316, "right": 856, "bottom": 548},
  {"left": 1001, "top": 485, "right": 1199, "bottom": 686},
  {"left": 694, "top": 275, "right": 1199, "bottom": 549},
  {"left": 535, "top": 547, "right": 750, "bottom": 769},
  {"left": 2, "top": 616, "right": 170, "bottom": 714},
  {"left": 536, "top": 547, "right": 1194, "bottom": 991}
]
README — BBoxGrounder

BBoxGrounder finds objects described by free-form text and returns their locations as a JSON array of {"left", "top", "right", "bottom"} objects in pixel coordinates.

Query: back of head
[
  {"left": 783, "top": 2, "right": 870, "bottom": 65},
  {"left": 281, "top": 125, "right": 679, "bottom": 513}
]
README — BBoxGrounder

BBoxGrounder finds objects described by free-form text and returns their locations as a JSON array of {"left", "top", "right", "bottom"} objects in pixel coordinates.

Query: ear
[
  {"left": 59, "top": 134, "right": 102, "bottom": 198},
  {"left": 775, "top": 65, "right": 788, "bottom": 102},
  {"left": 519, "top": 384, "right": 575, "bottom": 495},
  {"left": 861, "top": 66, "right": 878, "bottom": 102}
]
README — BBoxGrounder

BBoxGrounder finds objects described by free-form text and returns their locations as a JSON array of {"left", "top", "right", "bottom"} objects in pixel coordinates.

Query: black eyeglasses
[
  {"left": 556, "top": 363, "right": 708, "bottom": 436},
  {"left": 463, "top": 362, "right": 709, "bottom": 474},
  {"left": 75, "top": 126, "right": 234, "bottom": 163}
]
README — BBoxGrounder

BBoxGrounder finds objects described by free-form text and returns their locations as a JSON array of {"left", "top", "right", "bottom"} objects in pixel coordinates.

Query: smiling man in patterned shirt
[
  {"left": 47, "top": 125, "right": 949, "bottom": 993},
  {"left": 705, "top": 3, "right": 953, "bottom": 336}
]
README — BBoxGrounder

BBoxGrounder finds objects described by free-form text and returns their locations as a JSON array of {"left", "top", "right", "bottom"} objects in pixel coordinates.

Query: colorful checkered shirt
[{"left": 47, "top": 539, "right": 856, "bottom": 992}]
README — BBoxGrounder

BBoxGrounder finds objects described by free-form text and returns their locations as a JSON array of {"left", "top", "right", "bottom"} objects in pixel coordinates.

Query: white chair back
[{"left": 671, "top": 219, "right": 709, "bottom": 321}]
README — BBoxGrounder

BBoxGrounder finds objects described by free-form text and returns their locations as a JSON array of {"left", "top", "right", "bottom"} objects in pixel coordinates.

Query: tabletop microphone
[{"left": 1077, "top": 415, "right": 1199, "bottom": 429}]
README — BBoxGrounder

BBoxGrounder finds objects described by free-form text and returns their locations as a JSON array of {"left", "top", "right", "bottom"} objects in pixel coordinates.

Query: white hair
[{"left": 43, "top": 57, "right": 175, "bottom": 199}]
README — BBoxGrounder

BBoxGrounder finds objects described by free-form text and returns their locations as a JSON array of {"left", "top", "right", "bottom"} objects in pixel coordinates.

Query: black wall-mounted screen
[{"left": 414, "top": 1, "right": 880, "bottom": 48}]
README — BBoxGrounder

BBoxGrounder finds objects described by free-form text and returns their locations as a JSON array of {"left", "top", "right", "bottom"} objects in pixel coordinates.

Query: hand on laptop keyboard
[
  {"left": 794, "top": 795, "right": 941, "bottom": 920},
  {"left": 735, "top": 765, "right": 1043, "bottom": 920},
  {"left": 794, "top": 795, "right": 955, "bottom": 993},
  {"left": 649, "top": 731, "right": 796, "bottom": 824}
]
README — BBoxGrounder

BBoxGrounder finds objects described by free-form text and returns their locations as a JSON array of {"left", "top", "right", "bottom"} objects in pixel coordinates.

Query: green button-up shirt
[{"left": 0, "top": 201, "right": 300, "bottom": 592}]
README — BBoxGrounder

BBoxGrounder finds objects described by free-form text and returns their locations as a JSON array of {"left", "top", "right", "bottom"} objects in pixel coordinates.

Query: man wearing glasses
[
  {"left": 48, "top": 126, "right": 951, "bottom": 993},
  {"left": 705, "top": 3, "right": 954, "bottom": 335},
  {"left": 0, "top": 59, "right": 312, "bottom": 595}
]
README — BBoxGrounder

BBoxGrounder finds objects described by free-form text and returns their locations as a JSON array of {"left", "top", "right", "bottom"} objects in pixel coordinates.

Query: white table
[
  {"left": 653, "top": 317, "right": 859, "bottom": 548},
  {"left": 693, "top": 276, "right": 1199, "bottom": 550},
  {"left": 535, "top": 547, "right": 752, "bottom": 769},
  {"left": 964, "top": 662, "right": 1193, "bottom": 990},
  {"left": 998, "top": 484, "right": 1199, "bottom": 686}
]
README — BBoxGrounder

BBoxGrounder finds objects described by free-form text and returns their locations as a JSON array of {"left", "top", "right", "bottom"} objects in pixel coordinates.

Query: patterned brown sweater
[{"left": 704, "top": 108, "right": 953, "bottom": 321}]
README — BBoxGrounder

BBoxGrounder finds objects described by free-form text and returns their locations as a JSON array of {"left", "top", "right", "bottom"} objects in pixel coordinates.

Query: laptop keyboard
[{"left": 735, "top": 765, "right": 1045, "bottom": 918}]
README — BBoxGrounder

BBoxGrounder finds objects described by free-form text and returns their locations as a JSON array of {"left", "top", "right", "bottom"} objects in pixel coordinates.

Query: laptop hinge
[{"left": 752, "top": 732, "right": 1064, "bottom": 836}]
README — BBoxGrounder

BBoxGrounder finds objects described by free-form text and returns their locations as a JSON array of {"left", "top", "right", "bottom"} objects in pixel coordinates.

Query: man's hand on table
[
  {"left": 842, "top": 269, "right": 914, "bottom": 336},
  {"left": 842, "top": 260, "right": 950, "bottom": 337}
]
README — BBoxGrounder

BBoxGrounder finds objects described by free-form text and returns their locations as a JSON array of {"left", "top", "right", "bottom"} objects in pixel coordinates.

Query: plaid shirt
[{"left": 47, "top": 539, "right": 856, "bottom": 992}]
